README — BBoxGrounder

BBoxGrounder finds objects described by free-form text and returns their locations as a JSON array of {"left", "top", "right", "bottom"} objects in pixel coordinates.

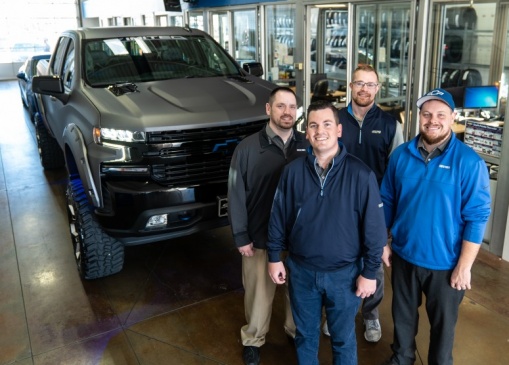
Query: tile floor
[{"left": 1, "top": 80, "right": 509, "bottom": 365}]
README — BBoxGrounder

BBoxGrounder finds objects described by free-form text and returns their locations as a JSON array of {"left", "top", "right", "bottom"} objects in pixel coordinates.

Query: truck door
[{"left": 42, "top": 36, "right": 74, "bottom": 141}]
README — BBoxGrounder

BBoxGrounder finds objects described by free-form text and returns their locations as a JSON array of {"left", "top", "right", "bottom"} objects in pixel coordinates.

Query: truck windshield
[{"left": 84, "top": 35, "right": 242, "bottom": 86}]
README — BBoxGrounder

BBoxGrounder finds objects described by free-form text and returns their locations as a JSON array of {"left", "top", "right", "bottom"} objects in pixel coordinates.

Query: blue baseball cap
[{"left": 416, "top": 88, "right": 455, "bottom": 111}]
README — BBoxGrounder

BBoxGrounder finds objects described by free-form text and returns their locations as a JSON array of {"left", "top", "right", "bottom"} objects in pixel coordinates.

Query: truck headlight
[{"left": 93, "top": 127, "right": 146, "bottom": 144}]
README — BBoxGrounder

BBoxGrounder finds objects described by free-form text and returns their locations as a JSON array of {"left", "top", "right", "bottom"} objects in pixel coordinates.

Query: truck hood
[{"left": 83, "top": 76, "right": 275, "bottom": 132}]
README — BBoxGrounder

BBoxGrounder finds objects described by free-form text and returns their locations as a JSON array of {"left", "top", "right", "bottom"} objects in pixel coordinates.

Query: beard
[
  {"left": 421, "top": 129, "right": 451, "bottom": 146},
  {"left": 352, "top": 93, "right": 374, "bottom": 107},
  {"left": 274, "top": 116, "right": 295, "bottom": 129}
]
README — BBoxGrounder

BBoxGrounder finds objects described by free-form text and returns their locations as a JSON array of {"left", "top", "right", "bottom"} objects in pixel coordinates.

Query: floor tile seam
[
  {"left": 4, "top": 181, "right": 50, "bottom": 192},
  {"left": 463, "top": 292, "right": 509, "bottom": 320},
  {"left": 122, "top": 289, "right": 243, "bottom": 330},
  {"left": 120, "top": 248, "right": 240, "bottom": 327},
  {"left": 105, "top": 286, "right": 157, "bottom": 329},
  {"left": 3, "top": 185, "right": 35, "bottom": 358},
  {"left": 0, "top": 145, "right": 6, "bottom": 192},
  {"left": 157, "top": 288, "right": 244, "bottom": 316},
  {"left": 476, "top": 250, "right": 509, "bottom": 269},
  {"left": 29, "top": 326, "right": 126, "bottom": 358},
  {"left": 124, "top": 327, "right": 227, "bottom": 364},
  {"left": 117, "top": 252, "right": 185, "bottom": 327}
]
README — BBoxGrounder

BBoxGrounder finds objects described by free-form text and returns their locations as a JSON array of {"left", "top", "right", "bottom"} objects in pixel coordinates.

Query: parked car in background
[
  {"left": 16, "top": 53, "right": 51, "bottom": 121},
  {"left": 10, "top": 42, "right": 49, "bottom": 62}
]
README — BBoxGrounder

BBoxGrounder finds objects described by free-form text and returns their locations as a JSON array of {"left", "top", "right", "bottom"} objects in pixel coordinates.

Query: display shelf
[{"left": 464, "top": 120, "right": 504, "bottom": 165}]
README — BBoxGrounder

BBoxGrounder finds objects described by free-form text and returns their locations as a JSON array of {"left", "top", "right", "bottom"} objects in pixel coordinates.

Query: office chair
[{"left": 311, "top": 79, "right": 337, "bottom": 103}]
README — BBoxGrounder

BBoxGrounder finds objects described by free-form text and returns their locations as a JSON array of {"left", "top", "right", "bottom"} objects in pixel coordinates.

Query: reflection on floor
[{"left": 1, "top": 80, "right": 509, "bottom": 365}]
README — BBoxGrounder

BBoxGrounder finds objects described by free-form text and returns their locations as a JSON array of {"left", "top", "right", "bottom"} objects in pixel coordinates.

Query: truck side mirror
[
  {"left": 16, "top": 71, "right": 27, "bottom": 81},
  {"left": 32, "top": 75, "right": 69, "bottom": 104},
  {"left": 243, "top": 62, "right": 264, "bottom": 77}
]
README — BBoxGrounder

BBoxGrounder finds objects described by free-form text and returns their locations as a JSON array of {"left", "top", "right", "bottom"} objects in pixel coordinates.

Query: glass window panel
[
  {"left": 211, "top": 12, "right": 229, "bottom": 52},
  {"left": 266, "top": 4, "right": 296, "bottom": 84},
  {"left": 308, "top": 6, "right": 349, "bottom": 107},
  {"left": 234, "top": 10, "right": 257, "bottom": 64},
  {"left": 429, "top": 2, "right": 498, "bottom": 116},
  {"left": 353, "top": 4, "right": 410, "bottom": 104},
  {"left": 189, "top": 12, "right": 204, "bottom": 31}
]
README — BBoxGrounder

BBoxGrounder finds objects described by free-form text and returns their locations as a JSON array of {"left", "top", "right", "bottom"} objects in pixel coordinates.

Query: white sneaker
[
  {"left": 322, "top": 321, "right": 330, "bottom": 336},
  {"left": 364, "top": 319, "right": 382, "bottom": 342}
]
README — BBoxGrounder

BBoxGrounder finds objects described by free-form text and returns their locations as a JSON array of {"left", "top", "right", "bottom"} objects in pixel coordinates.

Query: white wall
[{"left": 82, "top": 0, "right": 166, "bottom": 18}]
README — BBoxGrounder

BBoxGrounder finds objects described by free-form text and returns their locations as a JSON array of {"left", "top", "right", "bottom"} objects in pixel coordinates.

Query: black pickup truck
[{"left": 32, "top": 26, "right": 275, "bottom": 279}]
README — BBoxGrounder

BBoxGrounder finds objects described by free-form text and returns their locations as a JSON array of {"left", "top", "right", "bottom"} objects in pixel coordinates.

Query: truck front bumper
[{"left": 94, "top": 179, "right": 229, "bottom": 245}]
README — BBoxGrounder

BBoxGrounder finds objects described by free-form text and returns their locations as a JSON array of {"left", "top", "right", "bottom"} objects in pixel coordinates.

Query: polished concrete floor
[{"left": 1, "top": 79, "right": 509, "bottom": 365}]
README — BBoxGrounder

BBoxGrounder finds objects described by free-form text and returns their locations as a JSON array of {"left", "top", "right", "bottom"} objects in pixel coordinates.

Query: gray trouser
[{"left": 361, "top": 263, "right": 384, "bottom": 320}]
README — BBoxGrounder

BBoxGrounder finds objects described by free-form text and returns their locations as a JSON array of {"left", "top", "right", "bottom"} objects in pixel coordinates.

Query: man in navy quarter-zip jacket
[
  {"left": 267, "top": 101, "right": 387, "bottom": 365},
  {"left": 335, "top": 64, "right": 404, "bottom": 343}
]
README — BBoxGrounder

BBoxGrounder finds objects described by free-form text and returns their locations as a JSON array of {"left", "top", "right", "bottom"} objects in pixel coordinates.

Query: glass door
[
  {"left": 265, "top": 4, "right": 296, "bottom": 85},
  {"left": 432, "top": 3, "right": 497, "bottom": 91},
  {"left": 210, "top": 9, "right": 258, "bottom": 66},
  {"left": 307, "top": 5, "right": 349, "bottom": 109},
  {"left": 352, "top": 2, "right": 411, "bottom": 123},
  {"left": 306, "top": 2, "right": 412, "bottom": 118},
  {"left": 233, "top": 10, "right": 258, "bottom": 65},
  {"left": 188, "top": 12, "right": 204, "bottom": 31},
  {"left": 210, "top": 12, "right": 230, "bottom": 53},
  {"left": 425, "top": 1, "right": 509, "bottom": 257}
]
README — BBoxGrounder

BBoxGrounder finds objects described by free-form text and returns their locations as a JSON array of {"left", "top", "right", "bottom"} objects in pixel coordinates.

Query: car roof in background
[{"left": 29, "top": 53, "right": 52, "bottom": 60}]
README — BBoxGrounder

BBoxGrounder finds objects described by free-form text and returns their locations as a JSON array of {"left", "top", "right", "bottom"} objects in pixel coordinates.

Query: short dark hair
[
  {"left": 306, "top": 100, "right": 339, "bottom": 126},
  {"left": 268, "top": 86, "right": 297, "bottom": 105}
]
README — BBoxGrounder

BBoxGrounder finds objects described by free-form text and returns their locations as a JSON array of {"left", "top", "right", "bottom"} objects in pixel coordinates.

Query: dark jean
[{"left": 286, "top": 256, "right": 361, "bottom": 365}]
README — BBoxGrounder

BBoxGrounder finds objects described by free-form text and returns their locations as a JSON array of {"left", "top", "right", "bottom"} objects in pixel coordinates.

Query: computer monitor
[
  {"left": 444, "top": 86, "right": 465, "bottom": 109},
  {"left": 463, "top": 85, "right": 499, "bottom": 109}
]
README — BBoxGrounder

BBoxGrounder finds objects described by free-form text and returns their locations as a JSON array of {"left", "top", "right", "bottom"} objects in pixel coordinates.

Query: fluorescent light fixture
[{"left": 315, "top": 4, "right": 347, "bottom": 8}]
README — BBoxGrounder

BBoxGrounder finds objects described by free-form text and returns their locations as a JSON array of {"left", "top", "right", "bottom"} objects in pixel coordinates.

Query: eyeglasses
[{"left": 352, "top": 81, "right": 379, "bottom": 89}]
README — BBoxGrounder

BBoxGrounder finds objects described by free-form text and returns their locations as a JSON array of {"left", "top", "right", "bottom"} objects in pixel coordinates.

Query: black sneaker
[{"left": 243, "top": 346, "right": 260, "bottom": 365}]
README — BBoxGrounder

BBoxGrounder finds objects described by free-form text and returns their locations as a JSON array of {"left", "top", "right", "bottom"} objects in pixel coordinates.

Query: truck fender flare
[{"left": 63, "top": 123, "right": 101, "bottom": 207}]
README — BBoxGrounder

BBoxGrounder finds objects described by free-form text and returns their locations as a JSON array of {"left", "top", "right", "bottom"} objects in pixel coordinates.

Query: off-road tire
[
  {"left": 67, "top": 179, "right": 124, "bottom": 279},
  {"left": 35, "top": 114, "right": 65, "bottom": 169}
]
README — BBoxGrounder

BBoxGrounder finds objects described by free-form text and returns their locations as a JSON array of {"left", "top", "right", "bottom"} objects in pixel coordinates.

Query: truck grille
[{"left": 147, "top": 120, "right": 267, "bottom": 186}]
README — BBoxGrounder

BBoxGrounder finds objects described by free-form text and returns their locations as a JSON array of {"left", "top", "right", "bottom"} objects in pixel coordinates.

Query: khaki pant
[{"left": 241, "top": 249, "right": 295, "bottom": 346}]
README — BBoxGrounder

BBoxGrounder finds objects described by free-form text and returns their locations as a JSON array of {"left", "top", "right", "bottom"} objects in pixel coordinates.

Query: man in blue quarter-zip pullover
[
  {"left": 267, "top": 101, "right": 387, "bottom": 365},
  {"left": 332, "top": 63, "right": 404, "bottom": 343},
  {"left": 379, "top": 88, "right": 491, "bottom": 365}
]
